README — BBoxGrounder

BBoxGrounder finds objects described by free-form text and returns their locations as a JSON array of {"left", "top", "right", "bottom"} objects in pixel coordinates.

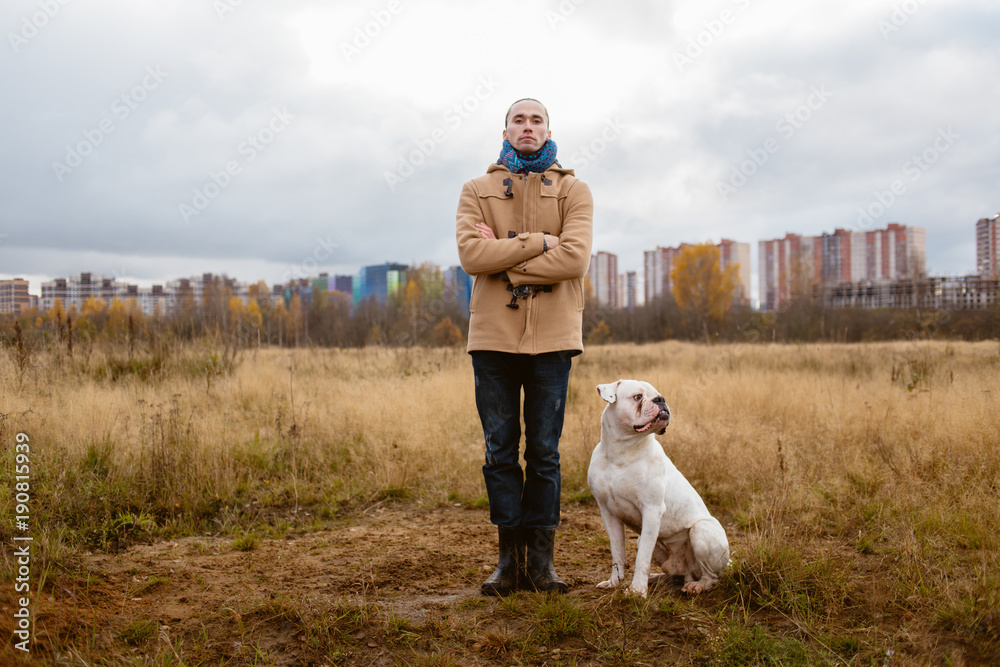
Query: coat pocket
[
  {"left": 537, "top": 189, "right": 563, "bottom": 234},
  {"left": 570, "top": 278, "right": 584, "bottom": 311},
  {"left": 469, "top": 275, "right": 485, "bottom": 313}
]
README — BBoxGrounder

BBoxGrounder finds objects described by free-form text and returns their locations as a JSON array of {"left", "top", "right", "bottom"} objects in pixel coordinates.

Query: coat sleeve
[
  {"left": 456, "top": 180, "right": 546, "bottom": 276},
  {"left": 508, "top": 180, "right": 593, "bottom": 285}
]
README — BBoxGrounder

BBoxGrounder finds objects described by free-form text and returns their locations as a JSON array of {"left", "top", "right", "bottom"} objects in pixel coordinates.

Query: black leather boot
[
  {"left": 481, "top": 526, "right": 523, "bottom": 596},
  {"left": 523, "top": 527, "right": 568, "bottom": 593}
]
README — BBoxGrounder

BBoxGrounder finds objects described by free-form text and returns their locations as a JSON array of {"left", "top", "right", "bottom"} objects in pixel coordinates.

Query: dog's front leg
[
  {"left": 596, "top": 504, "right": 627, "bottom": 589},
  {"left": 629, "top": 510, "right": 663, "bottom": 597}
]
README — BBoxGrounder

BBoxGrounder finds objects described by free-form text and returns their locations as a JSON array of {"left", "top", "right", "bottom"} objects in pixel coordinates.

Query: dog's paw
[
  {"left": 626, "top": 585, "right": 649, "bottom": 598},
  {"left": 596, "top": 579, "right": 617, "bottom": 589},
  {"left": 681, "top": 581, "right": 706, "bottom": 595}
]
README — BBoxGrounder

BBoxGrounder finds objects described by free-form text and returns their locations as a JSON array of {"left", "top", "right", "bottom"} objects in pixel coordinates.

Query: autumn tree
[
  {"left": 402, "top": 279, "right": 423, "bottom": 344},
  {"left": 104, "top": 297, "right": 128, "bottom": 343},
  {"left": 247, "top": 281, "right": 273, "bottom": 342},
  {"left": 228, "top": 296, "right": 245, "bottom": 333},
  {"left": 273, "top": 299, "right": 288, "bottom": 347},
  {"left": 246, "top": 300, "right": 263, "bottom": 344},
  {"left": 586, "top": 319, "right": 612, "bottom": 345},
  {"left": 48, "top": 297, "right": 66, "bottom": 325},
  {"left": 433, "top": 316, "right": 464, "bottom": 346},
  {"left": 397, "top": 262, "right": 444, "bottom": 345},
  {"left": 670, "top": 242, "right": 739, "bottom": 342},
  {"left": 288, "top": 294, "right": 304, "bottom": 346}
]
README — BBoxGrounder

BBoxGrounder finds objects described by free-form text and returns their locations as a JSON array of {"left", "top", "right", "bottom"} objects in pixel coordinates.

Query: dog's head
[{"left": 597, "top": 379, "right": 671, "bottom": 437}]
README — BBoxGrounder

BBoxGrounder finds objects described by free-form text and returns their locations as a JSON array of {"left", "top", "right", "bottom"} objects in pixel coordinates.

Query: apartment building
[
  {"left": 718, "top": 239, "right": 752, "bottom": 307},
  {"left": 41, "top": 273, "right": 119, "bottom": 311},
  {"left": 0, "top": 279, "right": 31, "bottom": 315},
  {"left": 759, "top": 233, "right": 817, "bottom": 312},
  {"left": 589, "top": 251, "right": 619, "bottom": 309},
  {"left": 761, "top": 224, "right": 927, "bottom": 311},
  {"left": 353, "top": 263, "right": 409, "bottom": 305},
  {"left": 977, "top": 213, "right": 999, "bottom": 279},
  {"left": 643, "top": 240, "right": 750, "bottom": 308},
  {"left": 443, "top": 266, "right": 473, "bottom": 317},
  {"left": 619, "top": 271, "right": 637, "bottom": 311},
  {"left": 643, "top": 245, "right": 687, "bottom": 304}
]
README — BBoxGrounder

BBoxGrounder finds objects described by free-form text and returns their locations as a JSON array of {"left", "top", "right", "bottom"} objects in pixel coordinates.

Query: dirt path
[{"left": 15, "top": 503, "right": 639, "bottom": 665}]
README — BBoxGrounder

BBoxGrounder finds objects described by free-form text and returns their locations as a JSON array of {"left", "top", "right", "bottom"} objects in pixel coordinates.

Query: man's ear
[{"left": 597, "top": 381, "right": 620, "bottom": 404}]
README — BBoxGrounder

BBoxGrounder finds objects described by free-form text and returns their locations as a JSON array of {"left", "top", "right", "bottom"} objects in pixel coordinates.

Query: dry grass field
[{"left": 1, "top": 339, "right": 999, "bottom": 665}]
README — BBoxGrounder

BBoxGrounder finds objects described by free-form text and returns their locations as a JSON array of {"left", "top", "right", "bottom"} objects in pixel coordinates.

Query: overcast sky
[{"left": 2, "top": 0, "right": 997, "bottom": 302}]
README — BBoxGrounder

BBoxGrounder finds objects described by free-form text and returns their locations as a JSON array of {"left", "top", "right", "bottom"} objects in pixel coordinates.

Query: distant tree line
[
  {"left": 2, "top": 252, "right": 999, "bottom": 362},
  {"left": 583, "top": 294, "right": 1000, "bottom": 345},
  {"left": 587, "top": 243, "right": 1000, "bottom": 344}
]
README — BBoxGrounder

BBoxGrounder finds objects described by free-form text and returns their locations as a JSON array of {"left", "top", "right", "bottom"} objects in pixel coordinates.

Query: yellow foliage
[
  {"left": 247, "top": 300, "right": 263, "bottom": 329},
  {"left": 433, "top": 316, "right": 464, "bottom": 346},
  {"left": 587, "top": 319, "right": 612, "bottom": 345},
  {"left": 81, "top": 296, "right": 107, "bottom": 319},
  {"left": 228, "top": 296, "right": 245, "bottom": 325},
  {"left": 48, "top": 297, "right": 66, "bottom": 323},
  {"left": 670, "top": 243, "right": 739, "bottom": 338}
]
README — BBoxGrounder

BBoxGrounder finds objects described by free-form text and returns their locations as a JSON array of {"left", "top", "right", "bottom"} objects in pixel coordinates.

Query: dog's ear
[{"left": 597, "top": 381, "right": 620, "bottom": 404}]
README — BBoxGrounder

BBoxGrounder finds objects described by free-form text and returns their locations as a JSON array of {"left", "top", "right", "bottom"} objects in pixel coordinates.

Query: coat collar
[{"left": 486, "top": 163, "right": 576, "bottom": 178}]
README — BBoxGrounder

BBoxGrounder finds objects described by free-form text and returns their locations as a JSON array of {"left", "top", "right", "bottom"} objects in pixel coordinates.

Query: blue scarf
[{"left": 497, "top": 139, "right": 559, "bottom": 174}]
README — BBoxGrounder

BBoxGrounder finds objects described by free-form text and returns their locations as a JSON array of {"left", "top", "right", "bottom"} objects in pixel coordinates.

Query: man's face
[{"left": 503, "top": 100, "right": 550, "bottom": 154}]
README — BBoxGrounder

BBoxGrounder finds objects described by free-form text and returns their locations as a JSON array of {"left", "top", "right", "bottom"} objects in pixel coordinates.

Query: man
[{"left": 456, "top": 98, "right": 594, "bottom": 596}]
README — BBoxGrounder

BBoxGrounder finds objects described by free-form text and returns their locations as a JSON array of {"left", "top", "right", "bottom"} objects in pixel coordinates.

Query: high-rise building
[
  {"left": 333, "top": 275, "right": 354, "bottom": 295},
  {"left": 760, "top": 224, "right": 926, "bottom": 311},
  {"left": 0, "top": 279, "right": 31, "bottom": 315},
  {"left": 41, "top": 272, "right": 118, "bottom": 311},
  {"left": 643, "top": 245, "right": 687, "bottom": 305},
  {"left": 589, "top": 251, "right": 618, "bottom": 309},
  {"left": 865, "top": 223, "right": 926, "bottom": 281},
  {"left": 759, "top": 233, "right": 817, "bottom": 312},
  {"left": 168, "top": 274, "right": 248, "bottom": 314},
  {"left": 443, "top": 266, "right": 473, "bottom": 317},
  {"left": 818, "top": 228, "right": 867, "bottom": 284},
  {"left": 718, "top": 239, "right": 752, "bottom": 308},
  {"left": 354, "top": 263, "right": 409, "bottom": 305},
  {"left": 619, "top": 271, "right": 637, "bottom": 311},
  {"left": 977, "top": 214, "right": 1000, "bottom": 279},
  {"left": 644, "top": 241, "right": 749, "bottom": 308}
]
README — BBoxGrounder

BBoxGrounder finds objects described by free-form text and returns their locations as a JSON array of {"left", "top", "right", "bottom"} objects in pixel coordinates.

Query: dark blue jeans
[{"left": 471, "top": 351, "right": 573, "bottom": 530}]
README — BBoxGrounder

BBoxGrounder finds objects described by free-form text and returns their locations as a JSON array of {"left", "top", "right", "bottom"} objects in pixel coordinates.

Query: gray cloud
[{"left": 1, "top": 0, "right": 997, "bottom": 299}]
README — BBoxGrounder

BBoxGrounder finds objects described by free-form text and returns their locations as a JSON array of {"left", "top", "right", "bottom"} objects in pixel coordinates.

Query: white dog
[{"left": 588, "top": 379, "right": 730, "bottom": 597}]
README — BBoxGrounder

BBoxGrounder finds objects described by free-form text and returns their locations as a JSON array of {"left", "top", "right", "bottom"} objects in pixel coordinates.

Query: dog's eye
[{"left": 633, "top": 394, "right": 642, "bottom": 401}]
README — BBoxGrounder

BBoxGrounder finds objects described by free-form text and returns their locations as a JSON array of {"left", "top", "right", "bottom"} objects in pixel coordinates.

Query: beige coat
[{"left": 456, "top": 163, "right": 594, "bottom": 355}]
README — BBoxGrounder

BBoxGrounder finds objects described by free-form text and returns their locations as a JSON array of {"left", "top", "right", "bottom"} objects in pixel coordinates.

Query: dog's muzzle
[{"left": 635, "top": 397, "right": 671, "bottom": 434}]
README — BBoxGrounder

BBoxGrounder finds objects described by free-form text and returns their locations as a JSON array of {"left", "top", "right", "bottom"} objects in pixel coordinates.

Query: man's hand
[{"left": 477, "top": 223, "right": 560, "bottom": 251}]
